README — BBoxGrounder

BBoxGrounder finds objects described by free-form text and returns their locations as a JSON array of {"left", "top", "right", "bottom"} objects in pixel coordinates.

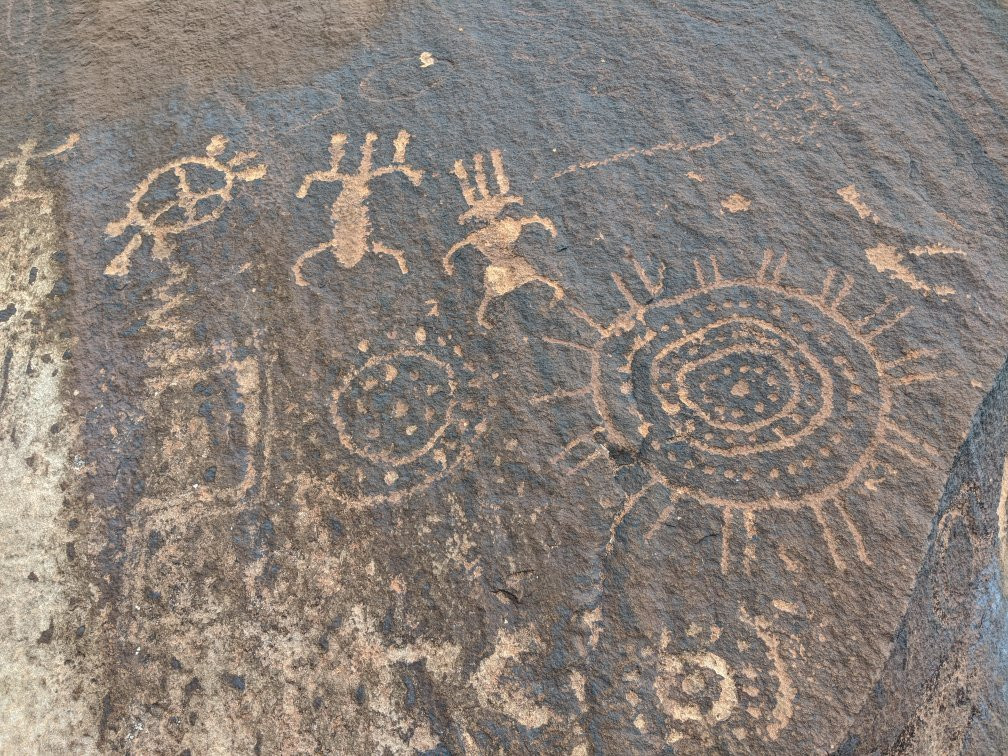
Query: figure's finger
[
  {"left": 473, "top": 153, "right": 490, "bottom": 199},
  {"left": 392, "top": 130, "right": 410, "bottom": 164},
  {"left": 453, "top": 160, "right": 476, "bottom": 207},
  {"left": 490, "top": 149, "right": 509, "bottom": 194}
]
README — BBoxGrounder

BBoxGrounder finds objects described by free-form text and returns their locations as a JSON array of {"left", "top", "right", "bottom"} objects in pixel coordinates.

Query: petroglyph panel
[{"left": 8, "top": 1, "right": 1008, "bottom": 753}]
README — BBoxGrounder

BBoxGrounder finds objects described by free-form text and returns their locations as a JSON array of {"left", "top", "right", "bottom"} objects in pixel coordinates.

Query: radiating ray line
[
  {"left": 862, "top": 306, "right": 912, "bottom": 343},
  {"left": 612, "top": 273, "right": 641, "bottom": 311},
  {"left": 693, "top": 258, "right": 707, "bottom": 287},
  {"left": 633, "top": 257, "right": 665, "bottom": 296},
  {"left": 771, "top": 251, "right": 788, "bottom": 283},
  {"left": 570, "top": 448, "right": 608, "bottom": 474},
  {"left": 757, "top": 249, "right": 774, "bottom": 281},
  {"left": 567, "top": 306, "right": 608, "bottom": 336},
  {"left": 830, "top": 275, "right": 854, "bottom": 311},
  {"left": 882, "top": 437, "right": 929, "bottom": 468},
  {"left": 820, "top": 269, "right": 836, "bottom": 299},
  {"left": 812, "top": 503, "right": 845, "bottom": 570},
  {"left": 550, "top": 427, "right": 605, "bottom": 463},
  {"left": 893, "top": 371, "right": 944, "bottom": 387},
  {"left": 856, "top": 296, "right": 897, "bottom": 329},
  {"left": 883, "top": 419, "right": 940, "bottom": 459},
  {"left": 709, "top": 254, "right": 723, "bottom": 283},
  {"left": 830, "top": 497, "right": 870, "bottom": 565},
  {"left": 543, "top": 331, "right": 594, "bottom": 354},
  {"left": 721, "top": 507, "right": 734, "bottom": 574},
  {"left": 606, "top": 475, "right": 660, "bottom": 554},
  {"left": 742, "top": 509, "right": 757, "bottom": 574},
  {"left": 645, "top": 504, "right": 675, "bottom": 542},
  {"left": 881, "top": 349, "right": 937, "bottom": 370}
]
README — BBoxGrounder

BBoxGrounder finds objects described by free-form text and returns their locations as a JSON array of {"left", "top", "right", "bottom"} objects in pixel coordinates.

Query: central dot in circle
[
  {"left": 683, "top": 349, "right": 793, "bottom": 430},
  {"left": 335, "top": 351, "right": 455, "bottom": 463},
  {"left": 655, "top": 345, "right": 798, "bottom": 433}
]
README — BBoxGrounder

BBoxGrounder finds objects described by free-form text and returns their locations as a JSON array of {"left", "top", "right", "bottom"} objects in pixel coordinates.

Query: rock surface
[
  {"left": 837, "top": 357, "right": 1008, "bottom": 754},
  {"left": 0, "top": 1, "right": 1006, "bottom": 753}
]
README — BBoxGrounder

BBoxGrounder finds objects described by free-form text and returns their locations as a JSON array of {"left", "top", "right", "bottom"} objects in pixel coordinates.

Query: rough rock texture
[
  {"left": 837, "top": 357, "right": 1008, "bottom": 754},
  {"left": 0, "top": 1, "right": 1007, "bottom": 753}
]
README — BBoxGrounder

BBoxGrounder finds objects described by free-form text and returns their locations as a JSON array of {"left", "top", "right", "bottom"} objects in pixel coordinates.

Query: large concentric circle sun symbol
[
  {"left": 544, "top": 251, "right": 939, "bottom": 572},
  {"left": 331, "top": 324, "right": 490, "bottom": 505}
]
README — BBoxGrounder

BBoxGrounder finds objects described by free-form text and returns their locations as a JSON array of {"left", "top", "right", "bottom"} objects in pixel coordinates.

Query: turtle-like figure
[{"left": 105, "top": 135, "right": 266, "bottom": 276}]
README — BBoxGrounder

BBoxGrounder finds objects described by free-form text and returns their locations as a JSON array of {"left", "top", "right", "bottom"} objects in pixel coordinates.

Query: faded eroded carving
[
  {"left": 445, "top": 149, "right": 562, "bottom": 328},
  {"left": 294, "top": 130, "right": 423, "bottom": 283},
  {"left": 0, "top": 132, "right": 79, "bottom": 212},
  {"left": 741, "top": 61, "right": 856, "bottom": 146},
  {"left": 105, "top": 135, "right": 266, "bottom": 276}
]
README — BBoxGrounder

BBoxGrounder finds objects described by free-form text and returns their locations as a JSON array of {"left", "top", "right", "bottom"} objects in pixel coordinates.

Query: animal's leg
[
  {"left": 443, "top": 237, "right": 472, "bottom": 275},
  {"left": 292, "top": 239, "right": 334, "bottom": 286},
  {"left": 372, "top": 242, "right": 409, "bottom": 274},
  {"left": 520, "top": 215, "right": 558, "bottom": 237},
  {"left": 476, "top": 290, "right": 494, "bottom": 329},
  {"left": 536, "top": 275, "right": 564, "bottom": 301}
]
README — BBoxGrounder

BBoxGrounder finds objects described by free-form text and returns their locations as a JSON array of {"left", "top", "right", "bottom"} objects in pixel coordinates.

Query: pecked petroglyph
[
  {"left": 540, "top": 250, "right": 944, "bottom": 573},
  {"left": 721, "top": 192, "right": 751, "bottom": 213},
  {"left": 446, "top": 149, "right": 562, "bottom": 328},
  {"left": 837, "top": 184, "right": 879, "bottom": 223},
  {"left": 838, "top": 184, "right": 965, "bottom": 296},
  {"left": 631, "top": 606, "right": 797, "bottom": 748},
  {"left": 294, "top": 130, "right": 423, "bottom": 283},
  {"left": 329, "top": 323, "right": 491, "bottom": 506},
  {"left": 741, "top": 61, "right": 857, "bottom": 145},
  {"left": 551, "top": 133, "right": 730, "bottom": 179},
  {"left": 0, "top": 133, "right": 79, "bottom": 212},
  {"left": 101, "top": 138, "right": 272, "bottom": 502},
  {"left": 104, "top": 135, "right": 266, "bottom": 276},
  {"left": 865, "top": 243, "right": 965, "bottom": 297}
]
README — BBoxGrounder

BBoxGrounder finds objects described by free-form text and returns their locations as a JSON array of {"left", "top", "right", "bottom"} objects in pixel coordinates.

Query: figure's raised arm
[{"left": 296, "top": 133, "right": 348, "bottom": 198}]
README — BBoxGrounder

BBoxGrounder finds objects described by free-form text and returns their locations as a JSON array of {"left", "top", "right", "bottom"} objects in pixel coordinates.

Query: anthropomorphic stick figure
[
  {"left": 0, "top": 132, "right": 79, "bottom": 213},
  {"left": 294, "top": 130, "right": 423, "bottom": 284},
  {"left": 104, "top": 135, "right": 266, "bottom": 276},
  {"left": 444, "top": 149, "right": 562, "bottom": 328}
]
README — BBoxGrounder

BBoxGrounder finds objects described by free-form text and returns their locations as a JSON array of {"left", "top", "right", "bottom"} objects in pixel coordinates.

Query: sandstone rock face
[{"left": 0, "top": 1, "right": 1006, "bottom": 753}]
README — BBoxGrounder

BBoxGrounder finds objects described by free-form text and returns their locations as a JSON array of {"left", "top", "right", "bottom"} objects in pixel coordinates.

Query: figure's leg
[
  {"left": 443, "top": 238, "right": 469, "bottom": 275},
  {"left": 476, "top": 290, "right": 494, "bottom": 329},
  {"left": 536, "top": 275, "right": 564, "bottom": 301},
  {"left": 521, "top": 215, "right": 558, "bottom": 237},
  {"left": 372, "top": 242, "right": 409, "bottom": 274},
  {"left": 292, "top": 240, "right": 333, "bottom": 286}
]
